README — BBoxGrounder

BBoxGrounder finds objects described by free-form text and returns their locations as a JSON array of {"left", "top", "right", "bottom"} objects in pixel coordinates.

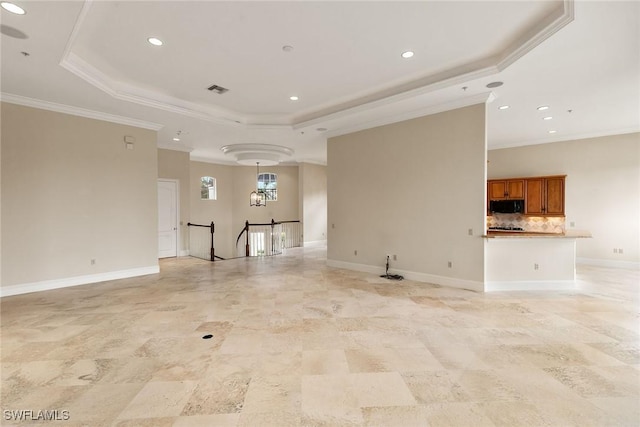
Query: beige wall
[
  {"left": 158, "top": 149, "right": 190, "bottom": 255},
  {"left": 299, "top": 163, "right": 327, "bottom": 244},
  {"left": 1, "top": 103, "right": 158, "bottom": 289},
  {"left": 231, "top": 165, "right": 300, "bottom": 250},
  {"left": 328, "top": 104, "right": 487, "bottom": 290},
  {"left": 184, "top": 162, "right": 303, "bottom": 259},
  {"left": 189, "top": 161, "right": 235, "bottom": 258},
  {"left": 488, "top": 133, "right": 640, "bottom": 266}
]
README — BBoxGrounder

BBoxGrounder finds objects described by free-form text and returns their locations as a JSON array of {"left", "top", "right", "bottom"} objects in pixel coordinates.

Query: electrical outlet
[
  {"left": 570, "top": 221, "right": 575, "bottom": 227},
  {"left": 613, "top": 248, "right": 618, "bottom": 253},
  {"left": 468, "top": 228, "right": 473, "bottom": 236},
  {"left": 448, "top": 261, "right": 452, "bottom": 268},
  {"left": 354, "top": 250, "right": 357, "bottom": 256},
  {"left": 618, "top": 248, "right": 624, "bottom": 254},
  {"left": 534, "top": 263, "right": 539, "bottom": 270},
  {"left": 91, "top": 259, "right": 96, "bottom": 265},
  {"left": 393, "top": 254, "right": 397, "bottom": 261}
]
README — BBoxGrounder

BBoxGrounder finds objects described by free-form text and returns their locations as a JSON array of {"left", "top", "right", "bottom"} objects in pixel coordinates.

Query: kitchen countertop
[{"left": 484, "top": 230, "right": 592, "bottom": 238}]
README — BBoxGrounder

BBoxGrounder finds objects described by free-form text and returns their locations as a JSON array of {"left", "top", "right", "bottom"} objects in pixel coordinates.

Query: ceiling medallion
[{"left": 221, "top": 143, "right": 294, "bottom": 166}]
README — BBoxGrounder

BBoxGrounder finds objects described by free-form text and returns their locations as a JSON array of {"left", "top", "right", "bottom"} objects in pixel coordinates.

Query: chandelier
[{"left": 250, "top": 162, "right": 267, "bottom": 207}]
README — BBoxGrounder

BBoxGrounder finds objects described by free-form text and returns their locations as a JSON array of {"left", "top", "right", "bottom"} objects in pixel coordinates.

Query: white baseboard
[
  {"left": 304, "top": 239, "right": 327, "bottom": 248},
  {"left": 577, "top": 257, "right": 640, "bottom": 270},
  {"left": 0, "top": 265, "right": 160, "bottom": 298},
  {"left": 485, "top": 280, "right": 575, "bottom": 292},
  {"left": 326, "top": 259, "right": 484, "bottom": 292}
]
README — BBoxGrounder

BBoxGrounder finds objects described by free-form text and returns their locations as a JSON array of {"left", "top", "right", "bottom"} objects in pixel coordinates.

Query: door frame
[{"left": 158, "top": 178, "right": 180, "bottom": 258}]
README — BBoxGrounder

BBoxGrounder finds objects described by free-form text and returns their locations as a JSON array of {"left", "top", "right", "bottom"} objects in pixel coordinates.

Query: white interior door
[{"left": 158, "top": 180, "right": 178, "bottom": 258}]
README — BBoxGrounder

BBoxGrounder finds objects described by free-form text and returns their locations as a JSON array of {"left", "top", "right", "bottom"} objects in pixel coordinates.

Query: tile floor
[{"left": 1, "top": 246, "right": 638, "bottom": 426}]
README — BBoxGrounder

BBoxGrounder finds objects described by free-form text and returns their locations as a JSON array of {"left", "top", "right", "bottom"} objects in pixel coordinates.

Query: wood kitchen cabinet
[
  {"left": 525, "top": 176, "right": 565, "bottom": 215},
  {"left": 488, "top": 175, "right": 565, "bottom": 216},
  {"left": 488, "top": 179, "right": 525, "bottom": 200}
]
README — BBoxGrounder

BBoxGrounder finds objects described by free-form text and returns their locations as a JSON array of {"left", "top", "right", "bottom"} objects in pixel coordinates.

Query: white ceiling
[{"left": 1, "top": 0, "right": 638, "bottom": 165}]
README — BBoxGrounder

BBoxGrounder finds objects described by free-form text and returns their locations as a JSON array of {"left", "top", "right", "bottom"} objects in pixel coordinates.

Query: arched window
[
  {"left": 200, "top": 176, "right": 216, "bottom": 200},
  {"left": 258, "top": 172, "right": 277, "bottom": 201}
]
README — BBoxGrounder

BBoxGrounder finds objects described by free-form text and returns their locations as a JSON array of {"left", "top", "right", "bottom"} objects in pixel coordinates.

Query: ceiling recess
[
  {"left": 207, "top": 84, "right": 229, "bottom": 94},
  {"left": 220, "top": 143, "right": 294, "bottom": 165}
]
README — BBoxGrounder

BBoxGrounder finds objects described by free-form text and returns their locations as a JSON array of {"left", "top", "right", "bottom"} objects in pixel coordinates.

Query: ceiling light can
[
  {"left": 401, "top": 51, "right": 414, "bottom": 59},
  {"left": 147, "top": 37, "right": 163, "bottom": 46},
  {"left": 537, "top": 105, "right": 549, "bottom": 111},
  {"left": 1, "top": 2, "right": 26, "bottom": 14},
  {"left": 289, "top": 96, "right": 299, "bottom": 101},
  {"left": 486, "top": 81, "right": 503, "bottom": 88},
  {"left": 498, "top": 105, "right": 510, "bottom": 110}
]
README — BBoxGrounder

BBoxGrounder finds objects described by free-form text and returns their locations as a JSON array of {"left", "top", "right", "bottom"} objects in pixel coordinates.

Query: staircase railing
[
  {"left": 235, "top": 219, "right": 302, "bottom": 257},
  {"left": 187, "top": 221, "right": 225, "bottom": 261}
]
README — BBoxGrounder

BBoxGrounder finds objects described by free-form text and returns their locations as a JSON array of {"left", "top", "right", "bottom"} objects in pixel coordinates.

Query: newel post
[{"left": 245, "top": 220, "right": 250, "bottom": 257}]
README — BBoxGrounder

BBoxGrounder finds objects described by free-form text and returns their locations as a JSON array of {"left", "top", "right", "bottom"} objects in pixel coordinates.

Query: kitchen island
[{"left": 484, "top": 230, "right": 591, "bottom": 291}]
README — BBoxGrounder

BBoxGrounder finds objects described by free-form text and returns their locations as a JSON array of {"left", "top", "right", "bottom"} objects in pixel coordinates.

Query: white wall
[
  {"left": 299, "top": 163, "right": 327, "bottom": 244},
  {"left": 488, "top": 133, "right": 640, "bottom": 268},
  {"left": 1, "top": 103, "right": 159, "bottom": 293},
  {"left": 327, "top": 104, "right": 487, "bottom": 290}
]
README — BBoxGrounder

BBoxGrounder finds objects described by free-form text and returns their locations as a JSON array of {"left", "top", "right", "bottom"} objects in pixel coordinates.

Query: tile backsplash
[{"left": 487, "top": 213, "right": 565, "bottom": 233}]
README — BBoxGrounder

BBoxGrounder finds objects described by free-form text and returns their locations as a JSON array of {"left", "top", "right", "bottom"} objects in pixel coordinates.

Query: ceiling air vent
[{"left": 207, "top": 84, "right": 229, "bottom": 94}]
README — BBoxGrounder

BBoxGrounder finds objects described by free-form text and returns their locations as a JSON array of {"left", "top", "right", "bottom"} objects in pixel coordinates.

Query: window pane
[
  {"left": 201, "top": 176, "right": 216, "bottom": 200},
  {"left": 257, "top": 172, "right": 277, "bottom": 201}
]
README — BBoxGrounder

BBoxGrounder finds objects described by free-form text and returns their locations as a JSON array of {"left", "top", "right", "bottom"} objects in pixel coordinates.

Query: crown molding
[
  {"left": 157, "top": 142, "right": 194, "bottom": 153},
  {"left": 495, "top": 0, "right": 574, "bottom": 71},
  {"left": 0, "top": 93, "right": 163, "bottom": 131},
  {"left": 324, "top": 92, "right": 495, "bottom": 139},
  {"left": 489, "top": 126, "right": 640, "bottom": 151}
]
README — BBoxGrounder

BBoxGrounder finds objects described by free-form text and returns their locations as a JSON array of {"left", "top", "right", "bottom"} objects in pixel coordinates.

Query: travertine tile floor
[{"left": 1, "top": 246, "right": 638, "bottom": 426}]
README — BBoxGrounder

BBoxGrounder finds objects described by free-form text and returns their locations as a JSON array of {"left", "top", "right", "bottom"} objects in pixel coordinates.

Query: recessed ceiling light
[
  {"left": 289, "top": 96, "right": 299, "bottom": 101},
  {"left": 172, "top": 138, "right": 180, "bottom": 142},
  {"left": 401, "top": 51, "right": 414, "bottom": 59},
  {"left": 316, "top": 127, "right": 327, "bottom": 132},
  {"left": 486, "top": 81, "right": 503, "bottom": 88},
  {"left": 498, "top": 105, "right": 510, "bottom": 110},
  {"left": 147, "top": 37, "right": 163, "bottom": 46},
  {"left": 1, "top": 2, "right": 26, "bottom": 15},
  {"left": 548, "top": 130, "right": 557, "bottom": 134},
  {"left": 282, "top": 45, "right": 294, "bottom": 52},
  {"left": 537, "top": 105, "right": 550, "bottom": 111},
  {"left": 543, "top": 116, "right": 553, "bottom": 120}
]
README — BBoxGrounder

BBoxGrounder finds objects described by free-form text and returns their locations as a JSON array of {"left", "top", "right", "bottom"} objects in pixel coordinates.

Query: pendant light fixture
[{"left": 250, "top": 162, "right": 267, "bottom": 207}]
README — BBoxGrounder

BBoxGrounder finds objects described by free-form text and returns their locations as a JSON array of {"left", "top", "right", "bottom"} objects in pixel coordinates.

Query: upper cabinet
[
  {"left": 488, "top": 179, "right": 525, "bottom": 200},
  {"left": 543, "top": 176, "right": 565, "bottom": 215},
  {"left": 488, "top": 175, "right": 565, "bottom": 216}
]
